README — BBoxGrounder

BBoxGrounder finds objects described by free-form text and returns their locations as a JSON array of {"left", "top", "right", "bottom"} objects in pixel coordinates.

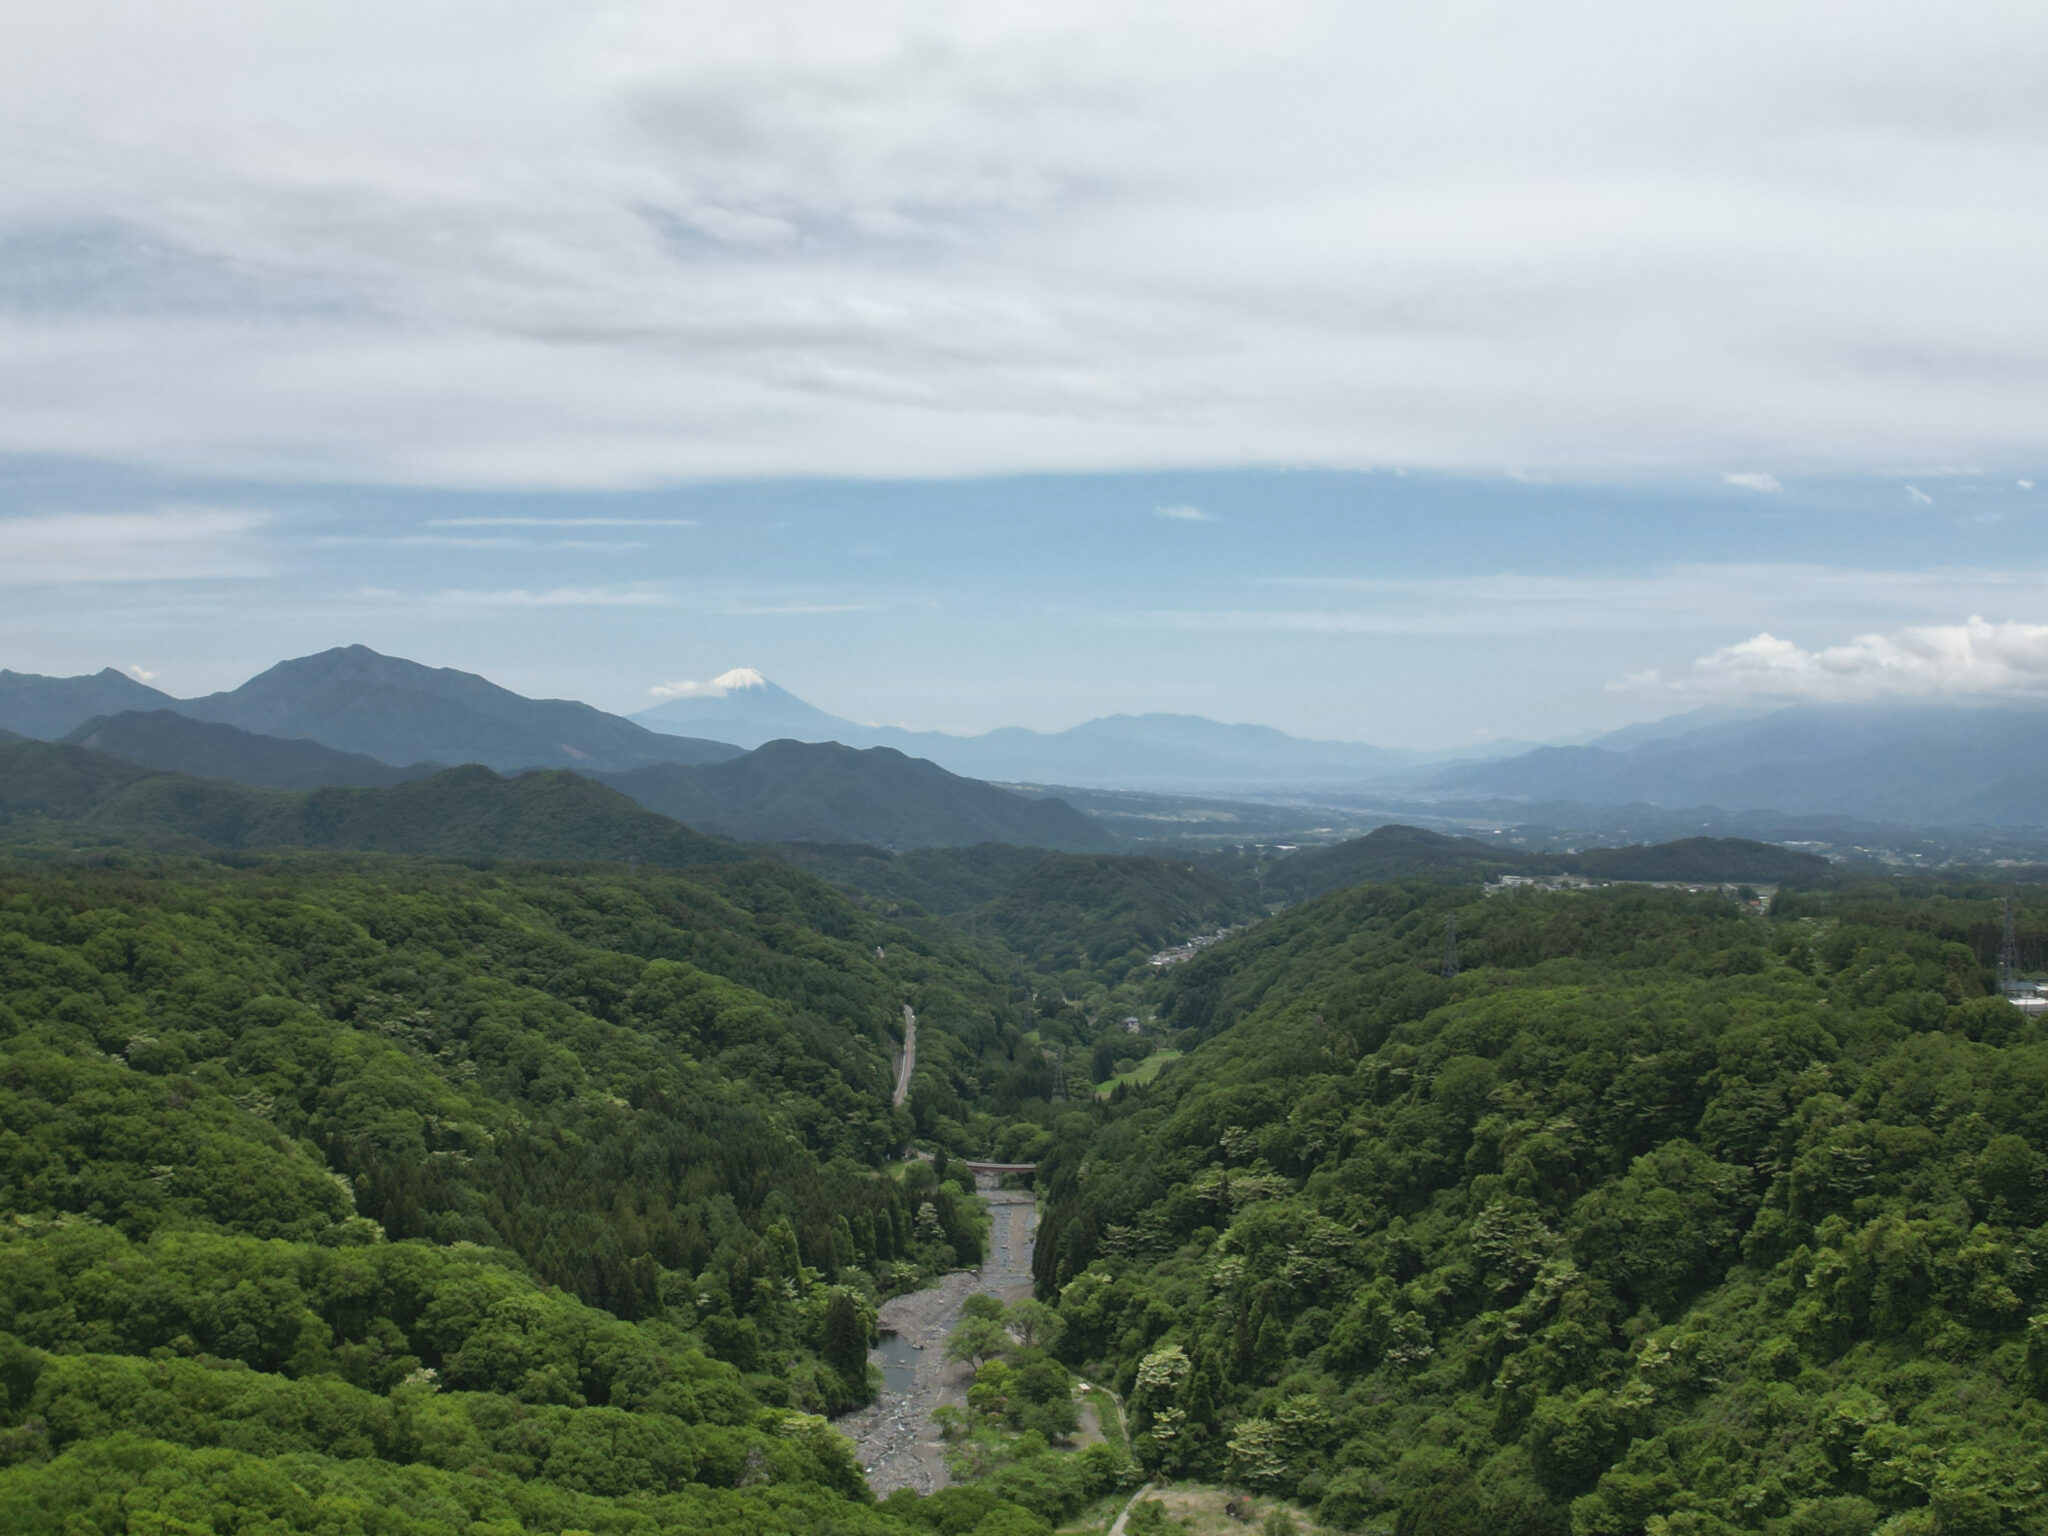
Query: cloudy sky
[{"left": 2, "top": 1, "right": 2045, "bottom": 744}]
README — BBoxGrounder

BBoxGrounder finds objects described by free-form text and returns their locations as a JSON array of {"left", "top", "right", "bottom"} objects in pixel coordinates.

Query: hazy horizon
[{"left": 3, "top": 3, "right": 2046, "bottom": 749}]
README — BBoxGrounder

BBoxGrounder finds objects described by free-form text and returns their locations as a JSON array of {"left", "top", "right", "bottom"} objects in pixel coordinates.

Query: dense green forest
[
  {"left": 0, "top": 849, "right": 1096, "bottom": 1534},
  {"left": 9, "top": 758, "right": 2048, "bottom": 1536},
  {"left": 794, "top": 845, "right": 1255, "bottom": 990},
  {"left": 0, "top": 739, "right": 743, "bottom": 866},
  {"left": 1240, "top": 826, "right": 1832, "bottom": 907},
  {"left": 1033, "top": 878, "right": 2048, "bottom": 1535}
]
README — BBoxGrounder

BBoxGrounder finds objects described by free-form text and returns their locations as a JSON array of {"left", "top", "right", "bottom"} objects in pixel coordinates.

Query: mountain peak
[{"left": 653, "top": 667, "right": 772, "bottom": 700}]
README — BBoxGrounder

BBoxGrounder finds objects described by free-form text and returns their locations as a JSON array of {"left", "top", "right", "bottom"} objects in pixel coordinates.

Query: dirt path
[
  {"left": 838, "top": 1181, "right": 1036, "bottom": 1496},
  {"left": 1107, "top": 1483, "right": 1156, "bottom": 1536},
  {"left": 891, "top": 1004, "right": 916, "bottom": 1108}
]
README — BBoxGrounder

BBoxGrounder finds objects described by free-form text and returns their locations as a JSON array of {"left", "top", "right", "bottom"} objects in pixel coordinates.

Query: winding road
[{"left": 892, "top": 1003, "right": 916, "bottom": 1108}]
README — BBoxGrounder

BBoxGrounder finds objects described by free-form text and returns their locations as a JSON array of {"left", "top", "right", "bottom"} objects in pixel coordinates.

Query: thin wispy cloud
[
  {"left": 1154, "top": 504, "right": 1218, "bottom": 522},
  {"left": 724, "top": 603, "right": 876, "bottom": 616},
  {"left": 1723, "top": 472, "right": 1782, "bottom": 493},
  {"left": 315, "top": 535, "right": 648, "bottom": 550},
  {"left": 0, "top": 507, "right": 272, "bottom": 584},
  {"left": 1906, "top": 485, "right": 1935, "bottom": 505},
  {"left": 424, "top": 517, "right": 698, "bottom": 528},
  {"left": 435, "top": 587, "right": 671, "bottom": 608},
  {"left": 1192, "top": 565, "right": 2048, "bottom": 639}
]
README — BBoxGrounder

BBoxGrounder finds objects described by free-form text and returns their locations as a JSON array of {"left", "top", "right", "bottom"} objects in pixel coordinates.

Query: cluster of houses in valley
[{"left": 1147, "top": 925, "right": 1241, "bottom": 968}]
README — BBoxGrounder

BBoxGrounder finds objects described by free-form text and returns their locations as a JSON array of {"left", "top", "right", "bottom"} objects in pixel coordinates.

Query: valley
[{"left": 5, "top": 654, "right": 2048, "bottom": 1535}]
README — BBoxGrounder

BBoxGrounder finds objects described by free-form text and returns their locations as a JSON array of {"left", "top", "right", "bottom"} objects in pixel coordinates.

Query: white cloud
[
  {"left": 121, "top": 663, "right": 158, "bottom": 682},
  {"left": 1628, "top": 616, "right": 2048, "bottom": 702},
  {"left": 2021, "top": 480, "right": 2036, "bottom": 490},
  {"left": 1154, "top": 504, "right": 1217, "bottom": 522},
  {"left": 724, "top": 602, "right": 875, "bottom": 615},
  {"left": 424, "top": 516, "right": 697, "bottom": 528},
  {"left": 1722, "top": 472, "right": 1782, "bottom": 493},
  {"left": 435, "top": 586, "right": 670, "bottom": 607},
  {"left": 316, "top": 534, "right": 648, "bottom": 550},
  {"left": 1906, "top": 485, "right": 1935, "bottom": 505},
  {"left": 0, "top": 4, "right": 2045, "bottom": 484},
  {"left": 0, "top": 507, "right": 271, "bottom": 583},
  {"left": 1131, "top": 563, "right": 2047, "bottom": 639}
]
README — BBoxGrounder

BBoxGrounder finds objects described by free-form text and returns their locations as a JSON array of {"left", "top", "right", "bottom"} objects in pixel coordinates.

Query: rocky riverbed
[{"left": 838, "top": 1183, "right": 1037, "bottom": 1496}]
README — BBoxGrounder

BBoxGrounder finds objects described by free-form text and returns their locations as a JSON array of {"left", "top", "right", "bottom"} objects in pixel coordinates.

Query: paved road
[{"left": 892, "top": 1003, "right": 916, "bottom": 1108}]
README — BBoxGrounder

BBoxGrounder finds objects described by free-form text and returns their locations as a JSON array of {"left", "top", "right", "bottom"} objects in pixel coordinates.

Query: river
[{"left": 837, "top": 1174, "right": 1038, "bottom": 1495}]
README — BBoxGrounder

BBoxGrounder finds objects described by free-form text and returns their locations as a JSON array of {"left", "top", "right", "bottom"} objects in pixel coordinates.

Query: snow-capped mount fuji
[{"left": 634, "top": 668, "right": 861, "bottom": 750}]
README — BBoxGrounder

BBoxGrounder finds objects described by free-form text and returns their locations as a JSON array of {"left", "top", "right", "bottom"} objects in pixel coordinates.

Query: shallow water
[
  {"left": 873, "top": 1329, "right": 919, "bottom": 1397},
  {"left": 836, "top": 1182, "right": 1038, "bottom": 1496}
]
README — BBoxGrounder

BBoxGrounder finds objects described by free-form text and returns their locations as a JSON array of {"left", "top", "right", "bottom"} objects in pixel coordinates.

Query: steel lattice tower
[
  {"left": 1443, "top": 913, "right": 1460, "bottom": 980},
  {"left": 2000, "top": 895, "right": 2021, "bottom": 987}
]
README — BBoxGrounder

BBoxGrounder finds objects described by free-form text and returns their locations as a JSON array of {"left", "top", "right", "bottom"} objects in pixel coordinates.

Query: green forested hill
[
  {"left": 1567, "top": 836, "right": 1831, "bottom": 884},
  {"left": 0, "top": 853, "right": 1074, "bottom": 1534},
  {"left": 1033, "top": 880, "right": 2048, "bottom": 1535},
  {"left": 1259, "top": 825, "right": 1522, "bottom": 901},
  {"left": 786, "top": 845, "right": 1256, "bottom": 990},
  {"left": 599, "top": 739, "right": 1114, "bottom": 852},
  {"left": 1258, "top": 826, "right": 1831, "bottom": 906},
  {"left": 781, "top": 841, "right": 1057, "bottom": 917},
  {"left": 64, "top": 708, "right": 439, "bottom": 789},
  {"left": 968, "top": 853, "right": 1257, "bottom": 986},
  {"left": 0, "top": 739, "right": 740, "bottom": 866}
]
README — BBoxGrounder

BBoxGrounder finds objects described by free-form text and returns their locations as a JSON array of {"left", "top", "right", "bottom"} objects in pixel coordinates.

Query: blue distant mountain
[
  {"left": 635, "top": 669, "right": 1459, "bottom": 788},
  {"left": 173, "top": 646, "right": 745, "bottom": 774},
  {"left": 0, "top": 666, "right": 177, "bottom": 739},
  {"left": 1416, "top": 701, "right": 2048, "bottom": 827},
  {"left": 4, "top": 648, "right": 743, "bottom": 774},
  {"left": 635, "top": 669, "right": 853, "bottom": 748}
]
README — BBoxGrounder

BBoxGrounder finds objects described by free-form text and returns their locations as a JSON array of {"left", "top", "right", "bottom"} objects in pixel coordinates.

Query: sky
[{"left": 1, "top": 2, "right": 2045, "bottom": 747}]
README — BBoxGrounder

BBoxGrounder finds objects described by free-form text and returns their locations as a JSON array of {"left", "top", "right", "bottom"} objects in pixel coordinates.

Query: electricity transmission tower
[
  {"left": 1442, "top": 913, "right": 1460, "bottom": 980},
  {"left": 1999, "top": 895, "right": 2021, "bottom": 989}
]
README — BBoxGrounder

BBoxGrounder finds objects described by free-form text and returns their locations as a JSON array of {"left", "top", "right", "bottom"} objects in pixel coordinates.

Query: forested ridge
[
  {"left": 6, "top": 804, "right": 2047, "bottom": 1535},
  {"left": 0, "top": 850, "right": 1087, "bottom": 1534},
  {"left": 1032, "top": 879, "right": 2048, "bottom": 1535}
]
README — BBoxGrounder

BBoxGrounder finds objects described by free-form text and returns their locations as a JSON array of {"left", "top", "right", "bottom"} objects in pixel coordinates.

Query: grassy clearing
[
  {"left": 1093, "top": 1048, "right": 1182, "bottom": 1097},
  {"left": 1110, "top": 1485, "right": 1334, "bottom": 1536}
]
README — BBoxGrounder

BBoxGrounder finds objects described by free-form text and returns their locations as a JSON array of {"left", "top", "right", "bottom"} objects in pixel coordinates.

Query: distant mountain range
[
  {"left": 0, "top": 647, "right": 741, "bottom": 775},
  {"left": 0, "top": 666, "right": 175, "bottom": 739},
  {"left": 16, "top": 647, "right": 2048, "bottom": 834},
  {"left": 635, "top": 666, "right": 1500, "bottom": 787},
  {"left": 1413, "top": 702, "right": 2048, "bottom": 827},
  {"left": 174, "top": 646, "right": 743, "bottom": 773},
  {"left": 1, "top": 657, "right": 1115, "bottom": 852}
]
